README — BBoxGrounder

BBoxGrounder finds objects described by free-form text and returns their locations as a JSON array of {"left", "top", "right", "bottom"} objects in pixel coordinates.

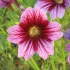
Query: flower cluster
[
  {"left": 64, "top": 29, "right": 70, "bottom": 63},
  {"left": 0, "top": 0, "right": 69, "bottom": 60}
]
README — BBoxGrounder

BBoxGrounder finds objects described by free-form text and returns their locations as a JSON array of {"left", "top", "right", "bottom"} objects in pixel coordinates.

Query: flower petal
[
  {"left": 7, "top": 25, "right": 24, "bottom": 44},
  {"left": 7, "top": 25, "right": 23, "bottom": 34},
  {"left": 45, "top": 22, "right": 63, "bottom": 40},
  {"left": 57, "top": 6, "right": 65, "bottom": 18},
  {"left": 64, "top": 0, "right": 70, "bottom": 8},
  {"left": 50, "top": 6, "right": 57, "bottom": 20},
  {"left": 48, "top": 32, "right": 63, "bottom": 40},
  {"left": 65, "top": 44, "right": 70, "bottom": 52},
  {"left": 7, "top": 35, "right": 24, "bottom": 44},
  {"left": 20, "top": 7, "right": 47, "bottom": 25},
  {"left": 37, "top": 40, "right": 54, "bottom": 59},
  {"left": 35, "top": 0, "right": 52, "bottom": 12},
  {"left": 68, "top": 54, "right": 70, "bottom": 64},
  {"left": 18, "top": 42, "right": 29, "bottom": 58},
  {"left": 47, "top": 22, "right": 61, "bottom": 31},
  {"left": 64, "top": 29, "right": 70, "bottom": 40},
  {"left": 20, "top": 7, "right": 33, "bottom": 24},
  {"left": 0, "top": 1, "right": 6, "bottom": 8},
  {"left": 18, "top": 41, "right": 35, "bottom": 60}
]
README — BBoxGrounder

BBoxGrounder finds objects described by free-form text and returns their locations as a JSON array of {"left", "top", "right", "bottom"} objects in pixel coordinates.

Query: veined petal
[
  {"left": 18, "top": 41, "right": 35, "bottom": 60},
  {"left": 20, "top": 7, "right": 47, "bottom": 25},
  {"left": 18, "top": 42, "right": 29, "bottom": 58},
  {"left": 20, "top": 7, "right": 34, "bottom": 24},
  {"left": 35, "top": 0, "right": 52, "bottom": 12},
  {"left": 37, "top": 40, "right": 54, "bottom": 59},
  {"left": 57, "top": 6, "right": 65, "bottom": 18},
  {"left": 7, "top": 25, "right": 23, "bottom": 34},
  {"left": 50, "top": 6, "right": 57, "bottom": 20},
  {"left": 34, "top": 6, "right": 47, "bottom": 21},
  {"left": 40, "top": 40, "right": 54, "bottom": 55},
  {"left": 37, "top": 41, "right": 48, "bottom": 60},
  {"left": 7, "top": 25, "right": 25, "bottom": 44},
  {"left": 45, "top": 22, "right": 63, "bottom": 40},
  {"left": 0, "top": 1, "right": 6, "bottom": 8},
  {"left": 64, "top": 0, "right": 70, "bottom": 8},
  {"left": 48, "top": 32, "right": 63, "bottom": 40},
  {"left": 7, "top": 34, "right": 24, "bottom": 44},
  {"left": 47, "top": 22, "right": 61, "bottom": 31}
]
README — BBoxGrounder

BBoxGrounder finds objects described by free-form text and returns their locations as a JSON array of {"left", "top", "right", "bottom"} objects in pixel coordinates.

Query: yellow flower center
[
  {"left": 29, "top": 26, "right": 40, "bottom": 37},
  {"left": 54, "top": 0, "right": 63, "bottom": 4}
]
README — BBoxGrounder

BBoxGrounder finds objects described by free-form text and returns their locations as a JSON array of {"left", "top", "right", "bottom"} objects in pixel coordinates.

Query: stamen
[{"left": 29, "top": 26, "right": 40, "bottom": 37}]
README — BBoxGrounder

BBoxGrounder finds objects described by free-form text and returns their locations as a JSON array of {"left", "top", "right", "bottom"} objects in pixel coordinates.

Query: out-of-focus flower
[
  {"left": 35, "top": 0, "right": 70, "bottom": 20},
  {"left": 0, "top": 0, "right": 20, "bottom": 9},
  {"left": 66, "top": 44, "right": 70, "bottom": 52},
  {"left": 7, "top": 7, "right": 63, "bottom": 60},
  {"left": 65, "top": 44, "right": 70, "bottom": 64},
  {"left": 64, "top": 29, "right": 70, "bottom": 40},
  {"left": 68, "top": 54, "right": 70, "bottom": 64}
]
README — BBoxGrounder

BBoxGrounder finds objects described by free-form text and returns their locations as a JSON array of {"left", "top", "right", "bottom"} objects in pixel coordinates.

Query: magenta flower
[
  {"left": 0, "top": 0, "right": 20, "bottom": 9},
  {"left": 35, "top": 0, "right": 70, "bottom": 20},
  {"left": 0, "top": 0, "right": 6, "bottom": 8},
  {"left": 7, "top": 7, "right": 63, "bottom": 60},
  {"left": 65, "top": 44, "right": 70, "bottom": 63}
]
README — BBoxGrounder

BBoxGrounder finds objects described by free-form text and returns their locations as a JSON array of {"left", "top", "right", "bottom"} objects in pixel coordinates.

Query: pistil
[{"left": 29, "top": 26, "right": 40, "bottom": 37}]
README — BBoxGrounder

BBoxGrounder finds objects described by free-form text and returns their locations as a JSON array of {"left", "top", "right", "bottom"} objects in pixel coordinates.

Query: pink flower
[
  {"left": 65, "top": 44, "right": 70, "bottom": 63},
  {"left": 35, "top": 0, "right": 70, "bottom": 20},
  {"left": 0, "top": 0, "right": 20, "bottom": 9},
  {"left": 68, "top": 54, "right": 70, "bottom": 64},
  {"left": 7, "top": 7, "right": 63, "bottom": 60}
]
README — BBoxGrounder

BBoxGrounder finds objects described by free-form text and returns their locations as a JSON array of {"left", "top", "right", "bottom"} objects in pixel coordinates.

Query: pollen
[
  {"left": 54, "top": 0, "right": 63, "bottom": 4},
  {"left": 29, "top": 26, "right": 40, "bottom": 37}
]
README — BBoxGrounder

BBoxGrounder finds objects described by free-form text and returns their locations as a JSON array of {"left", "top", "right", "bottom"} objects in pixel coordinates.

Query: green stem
[
  {"left": 28, "top": 58, "right": 40, "bottom": 70},
  {"left": 62, "top": 48, "right": 66, "bottom": 70},
  {"left": 61, "top": 39, "right": 66, "bottom": 70},
  {"left": 2, "top": 9, "right": 8, "bottom": 24},
  {"left": 50, "top": 57, "right": 56, "bottom": 70},
  {"left": 63, "top": 62, "right": 66, "bottom": 70}
]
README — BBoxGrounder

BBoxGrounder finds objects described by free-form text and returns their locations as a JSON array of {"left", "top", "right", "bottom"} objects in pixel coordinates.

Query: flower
[
  {"left": 35, "top": 0, "right": 70, "bottom": 20},
  {"left": 7, "top": 7, "right": 63, "bottom": 60},
  {"left": 65, "top": 44, "right": 70, "bottom": 63},
  {"left": 64, "top": 29, "right": 70, "bottom": 64},
  {"left": 64, "top": 29, "right": 70, "bottom": 40},
  {"left": 0, "top": 0, "right": 20, "bottom": 9},
  {"left": 68, "top": 54, "right": 70, "bottom": 64},
  {"left": 66, "top": 44, "right": 70, "bottom": 52}
]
